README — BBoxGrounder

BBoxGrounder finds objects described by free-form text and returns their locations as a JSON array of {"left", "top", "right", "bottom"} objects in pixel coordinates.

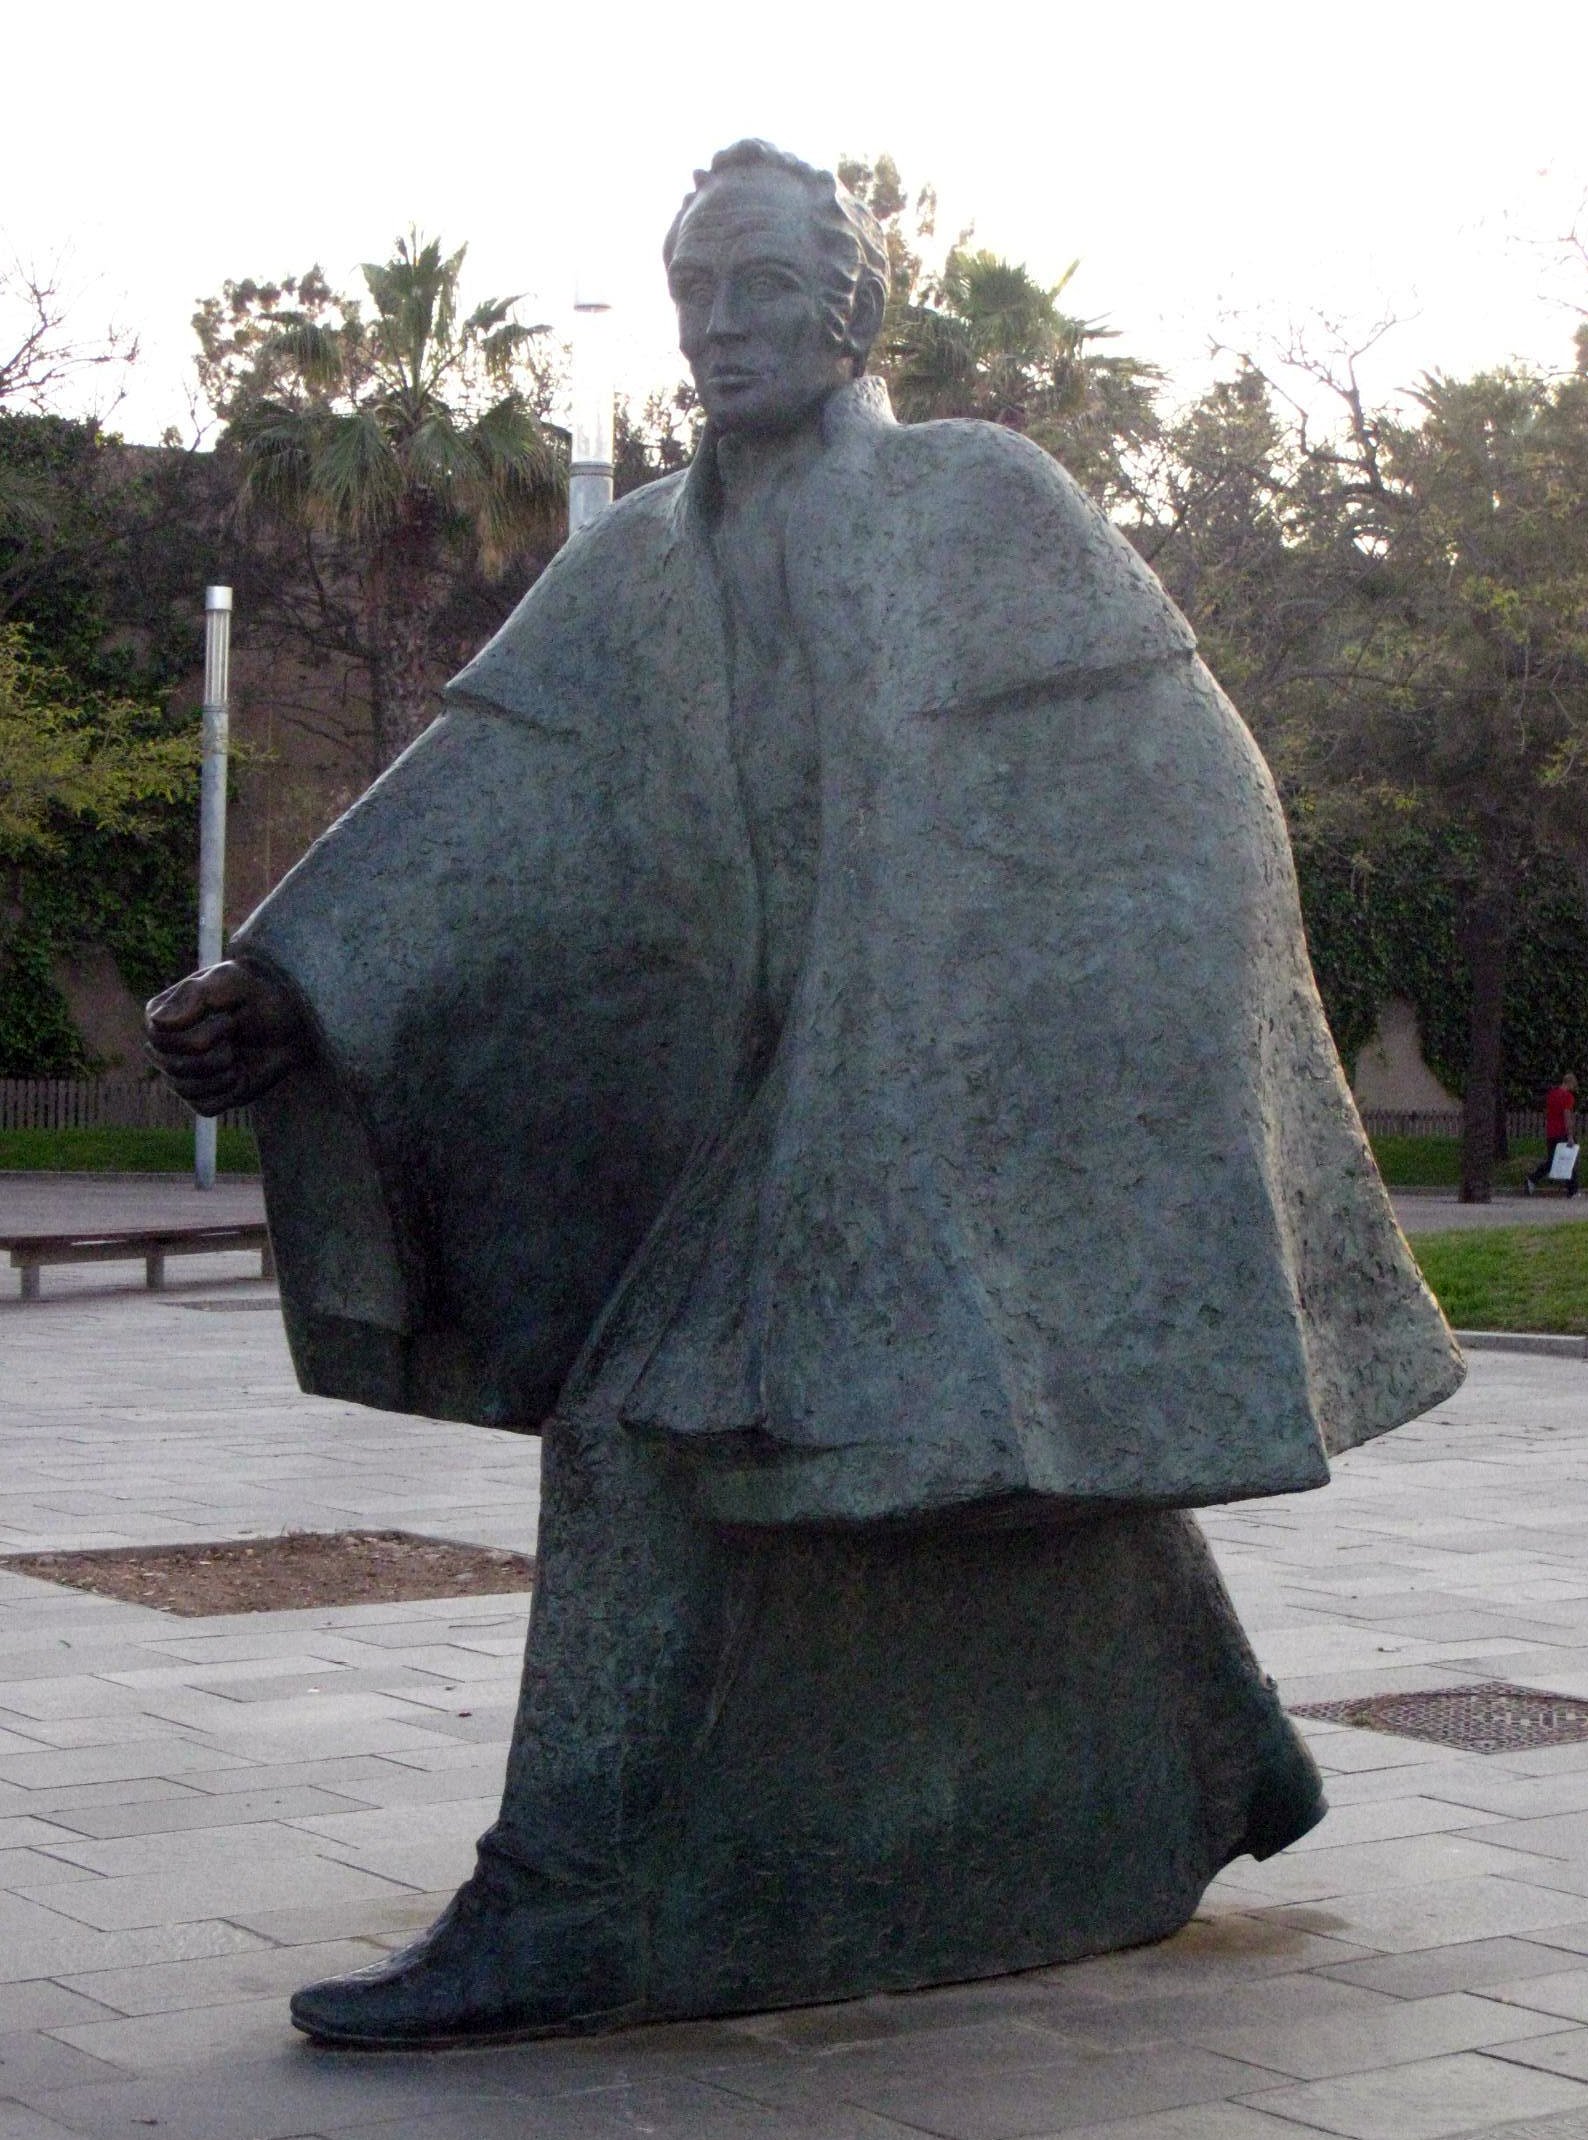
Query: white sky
[{"left": 5, "top": 0, "right": 1587, "bottom": 443}]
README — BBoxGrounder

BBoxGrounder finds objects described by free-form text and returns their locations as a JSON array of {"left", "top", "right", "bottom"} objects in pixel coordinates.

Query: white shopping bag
[{"left": 1549, "top": 1140, "right": 1581, "bottom": 1182}]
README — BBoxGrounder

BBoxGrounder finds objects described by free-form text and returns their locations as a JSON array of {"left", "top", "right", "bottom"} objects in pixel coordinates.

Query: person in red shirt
[{"left": 1527, "top": 1072, "right": 1579, "bottom": 1195}]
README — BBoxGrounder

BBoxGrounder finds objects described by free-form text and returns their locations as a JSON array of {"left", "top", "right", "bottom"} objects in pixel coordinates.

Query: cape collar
[{"left": 681, "top": 374, "right": 896, "bottom": 524}]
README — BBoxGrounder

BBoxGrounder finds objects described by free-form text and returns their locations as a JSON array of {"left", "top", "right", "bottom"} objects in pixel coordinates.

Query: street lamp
[
  {"left": 568, "top": 288, "right": 614, "bottom": 535},
  {"left": 194, "top": 585, "right": 231, "bottom": 1192}
]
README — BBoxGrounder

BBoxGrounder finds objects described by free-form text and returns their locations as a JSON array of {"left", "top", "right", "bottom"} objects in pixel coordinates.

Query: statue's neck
[{"left": 714, "top": 410, "right": 827, "bottom": 511}]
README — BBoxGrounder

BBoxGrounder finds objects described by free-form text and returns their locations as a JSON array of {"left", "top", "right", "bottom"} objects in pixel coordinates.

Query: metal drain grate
[{"left": 1293, "top": 1682, "right": 1588, "bottom": 1755}]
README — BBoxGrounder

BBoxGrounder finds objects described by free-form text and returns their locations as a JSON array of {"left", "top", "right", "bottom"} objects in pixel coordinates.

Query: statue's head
[{"left": 664, "top": 141, "right": 889, "bottom": 437}]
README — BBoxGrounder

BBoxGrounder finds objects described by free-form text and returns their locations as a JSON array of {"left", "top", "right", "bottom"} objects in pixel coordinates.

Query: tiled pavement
[{"left": 5, "top": 1256, "right": 1588, "bottom": 2133}]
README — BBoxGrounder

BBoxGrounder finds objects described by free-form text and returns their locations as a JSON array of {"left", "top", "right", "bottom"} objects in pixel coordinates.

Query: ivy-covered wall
[
  {"left": 0, "top": 411, "right": 218, "bottom": 1074},
  {"left": 1297, "top": 833, "right": 1588, "bottom": 1105},
  {"left": 1, "top": 813, "right": 197, "bottom": 1074}
]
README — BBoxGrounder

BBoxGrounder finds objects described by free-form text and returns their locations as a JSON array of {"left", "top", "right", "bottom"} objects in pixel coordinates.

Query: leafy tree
[
  {"left": 0, "top": 621, "right": 202, "bottom": 1075},
  {"left": 613, "top": 382, "right": 700, "bottom": 497},
  {"left": 1160, "top": 334, "right": 1588, "bottom": 1199},
  {"left": 0, "top": 350, "right": 221, "bottom": 1075},
  {"left": 201, "top": 235, "right": 566, "bottom": 770},
  {"left": 1320, "top": 364, "right": 1588, "bottom": 1197},
  {"left": 0, "top": 624, "right": 196, "bottom": 856},
  {"left": 879, "top": 246, "right": 1161, "bottom": 504},
  {"left": 836, "top": 153, "right": 938, "bottom": 319}
]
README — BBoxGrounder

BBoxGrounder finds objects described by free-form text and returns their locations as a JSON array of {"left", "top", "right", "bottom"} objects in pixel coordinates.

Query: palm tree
[
  {"left": 227, "top": 234, "right": 564, "bottom": 768},
  {"left": 883, "top": 248, "right": 1161, "bottom": 506}
]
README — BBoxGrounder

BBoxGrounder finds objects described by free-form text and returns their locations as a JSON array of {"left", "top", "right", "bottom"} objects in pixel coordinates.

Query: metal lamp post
[
  {"left": 568, "top": 289, "right": 615, "bottom": 535},
  {"left": 194, "top": 585, "right": 231, "bottom": 1191}
]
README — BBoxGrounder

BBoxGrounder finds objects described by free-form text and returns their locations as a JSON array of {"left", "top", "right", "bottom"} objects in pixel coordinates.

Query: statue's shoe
[{"left": 289, "top": 1854, "right": 644, "bottom": 2049}]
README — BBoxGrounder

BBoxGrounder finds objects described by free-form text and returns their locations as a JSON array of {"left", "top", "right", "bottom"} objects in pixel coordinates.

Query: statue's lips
[{"left": 706, "top": 369, "right": 762, "bottom": 389}]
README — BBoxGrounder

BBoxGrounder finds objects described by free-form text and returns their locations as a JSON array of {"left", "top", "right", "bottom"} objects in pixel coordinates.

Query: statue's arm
[{"left": 145, "top": 956, "right": 311, "bottom": 1115}]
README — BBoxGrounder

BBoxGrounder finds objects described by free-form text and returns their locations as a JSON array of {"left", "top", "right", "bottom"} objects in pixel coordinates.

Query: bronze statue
[{"left": 149, "top": 141, "right": 1462, "bottom": 2048}]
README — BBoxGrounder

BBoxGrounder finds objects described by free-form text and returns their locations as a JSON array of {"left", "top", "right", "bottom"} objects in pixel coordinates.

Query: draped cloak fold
[{"left": 235, "top": 379, "right": 1463, "bottom": 1528}]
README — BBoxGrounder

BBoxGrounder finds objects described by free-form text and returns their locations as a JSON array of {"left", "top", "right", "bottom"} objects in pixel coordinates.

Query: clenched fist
[{"left": 145, "top": 959, "right": 308, "bottom": 1115}]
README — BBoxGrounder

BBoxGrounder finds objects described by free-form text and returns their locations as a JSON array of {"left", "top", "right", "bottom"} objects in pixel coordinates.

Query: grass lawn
[
  {"left": 1370, "top": 1133, "right": 1546, "bottom": 1190},
  {"left": 1413, "top": 1222, "right": 1588, "bottom": 1336},
  {"left": 0, "top": 1127, "right": 260, "bottom": 1174}
]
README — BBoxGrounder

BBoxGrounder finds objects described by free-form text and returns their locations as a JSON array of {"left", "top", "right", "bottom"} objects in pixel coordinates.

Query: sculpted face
[{"left": 668, "top": 167, "right": 858, "bottom": 436}]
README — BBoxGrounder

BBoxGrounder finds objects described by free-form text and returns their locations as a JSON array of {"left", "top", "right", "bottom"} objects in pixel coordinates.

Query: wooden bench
[{"left": 2, "top": 1225, "right": 274, "bottom": 1303}]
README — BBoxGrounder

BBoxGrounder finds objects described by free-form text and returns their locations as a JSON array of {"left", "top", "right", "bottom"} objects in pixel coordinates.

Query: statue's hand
[{"left": 145, "top": 959, "right": 307, "bottom": 1115}]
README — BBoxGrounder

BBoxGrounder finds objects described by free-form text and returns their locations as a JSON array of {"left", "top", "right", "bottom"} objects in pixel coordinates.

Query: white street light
[
  {"left": 568, "top": 288, "right": 614, "bottom": 535},
  {"left": 195, "top": 585, "right": 231, "bottom": 1191}
]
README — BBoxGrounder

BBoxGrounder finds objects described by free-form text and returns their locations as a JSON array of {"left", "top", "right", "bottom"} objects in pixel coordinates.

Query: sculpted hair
[{"left": 663, "top": 139, "right": 889, "bottom": 374}]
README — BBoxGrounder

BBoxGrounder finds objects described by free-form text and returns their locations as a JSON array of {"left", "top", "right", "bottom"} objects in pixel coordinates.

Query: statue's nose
[{"left": 707, "top": 288, "right": 747, "bottom": 340}]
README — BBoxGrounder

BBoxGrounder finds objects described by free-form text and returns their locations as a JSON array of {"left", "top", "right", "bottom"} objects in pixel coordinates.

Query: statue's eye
[
  {"left": 671, "top": 273, "right": 711, "bottom": 306},
  {"left": 744, "top": 270, "right": 796, "bottom": 300}
]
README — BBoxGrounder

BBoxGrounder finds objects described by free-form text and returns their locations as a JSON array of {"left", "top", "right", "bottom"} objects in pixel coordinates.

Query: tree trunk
[
  {"left": 372, "top": 536, "right": 442, "bottom": 768},
  {"left": 1460, "top": 890, "right": 1509, "bottom": 1204},
  {"left": 1494, "top": 1080, "right": 1509, "bottom": 1162}
]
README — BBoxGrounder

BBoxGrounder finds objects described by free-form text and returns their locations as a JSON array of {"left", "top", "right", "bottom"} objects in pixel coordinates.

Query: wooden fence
[
  {"left": 1358, "top": 1108, "right": 1547, "bottom": 1142},
  {"left": 0, "top": 1078, "right": 251, "bottom": 1134}
]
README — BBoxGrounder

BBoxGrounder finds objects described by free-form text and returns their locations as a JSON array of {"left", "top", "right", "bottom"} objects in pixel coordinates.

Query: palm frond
[
  {"left": 468, "top": 395, "right": 563, "bottom": 487},
  {"left": 406, "top": 411, "right": 483, "bottom": 493},
  {"left": 465, "top": 296, "right": 525, "bottom": 336},
  {"left": 266, "top": 320, "right": 346, "bottom": 393},
  {"left": 306, "top": 410, "right": 403, "bottom": 536},
  {"left": 231, "top": 400, "right": 318, "bottom": 518}
]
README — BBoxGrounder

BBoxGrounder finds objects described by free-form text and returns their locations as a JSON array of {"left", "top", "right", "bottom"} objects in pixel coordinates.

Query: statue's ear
[{"left": 847, "top": 276, "right": 886, "bottom": 368}]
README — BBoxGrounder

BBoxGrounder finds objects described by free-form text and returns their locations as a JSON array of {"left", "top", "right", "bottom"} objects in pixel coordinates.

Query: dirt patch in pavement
[{"left": 2, "top": 1529, "right": 535, "bottom": 1616}]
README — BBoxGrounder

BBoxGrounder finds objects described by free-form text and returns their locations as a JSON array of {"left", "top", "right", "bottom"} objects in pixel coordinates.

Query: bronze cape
[{"left": 238, "top": 380, "right": 1460, "bottom": 1526}]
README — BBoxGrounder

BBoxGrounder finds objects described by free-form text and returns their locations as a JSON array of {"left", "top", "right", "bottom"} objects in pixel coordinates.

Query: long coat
[{"left": 236, "top": 378, "right": 1462, "bottom": 1527}]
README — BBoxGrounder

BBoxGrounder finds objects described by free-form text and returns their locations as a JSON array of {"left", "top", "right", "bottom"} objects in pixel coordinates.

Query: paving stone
[
  {"left": 1285, "top": 1795, "right": 1483, "bottom": 1852},
  {"left": 39, "top": 1788, "right": 371, "bottom": 1841},
  {"left": 0, "top": 1984, "right": 120, "bottom": 2034},
  {"left": 313, "top": 2086, "right": 929, "bottom": 2139},
  {"left": 0, "top": 2105, "right": 103, "bottom": 2139},
  {"left": 1185, "top": 1988, "right": 1560, "bottom": 2077},
  {"left": 1240, "top": 2052, "right": 1588, "bottom": 2138},
  {"left": 55, "top": 1940, "right": 385, "bottom": 2020},
  {"left": 34, "top": 1822, "right": 366, "bottom": 1881},
  {"left": 1493, "top": 2032, "right": 1588, "bottom": 2083},
  {"left": 1263, "top": 1876, "right": 1588, "bottom": 1953},
  {"left": 0, "top": 2030, "right": 123, "bottom": 2093},
  {"left": 787, "top": 2042, "right": 1277, "bottom": 2137},
  {"left": 1321, "top": 1938, "right": 1588, "bottom": 1999},
  {"left": 1431, "top": 1776, "right": 1588, "bottom": 1821},
  {"left": 49, "top": 1997, "right": 311, "bottom": 2075},
  {"left": 1481, "top": 1971, "right": 1588, "bottom": 2026},
  {"left": 1035, "top": 2109, "right": 1346, "bottom": 2140},
  {"left": 1450, "top": 2108, "right": 1588, "bottom": 2138},
  {"left": 17, "top": 2054, "right": 500, "bottom": 2140},
  {"left": 218, "top": 1892, "right": 452, "bottom": 1948},
  {"left": 0, "top": 1742, "right": 252, "bottom": 1791},
  {"left": 1220, "top": 1833, "right": 1545, "bottom": 1907},
  {"left": 1010, "top": 1975, "right": 1398, "bottom": 2056},
  {"left": 14, "top": 1855, "right": 412, "bottom": 1932}
]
